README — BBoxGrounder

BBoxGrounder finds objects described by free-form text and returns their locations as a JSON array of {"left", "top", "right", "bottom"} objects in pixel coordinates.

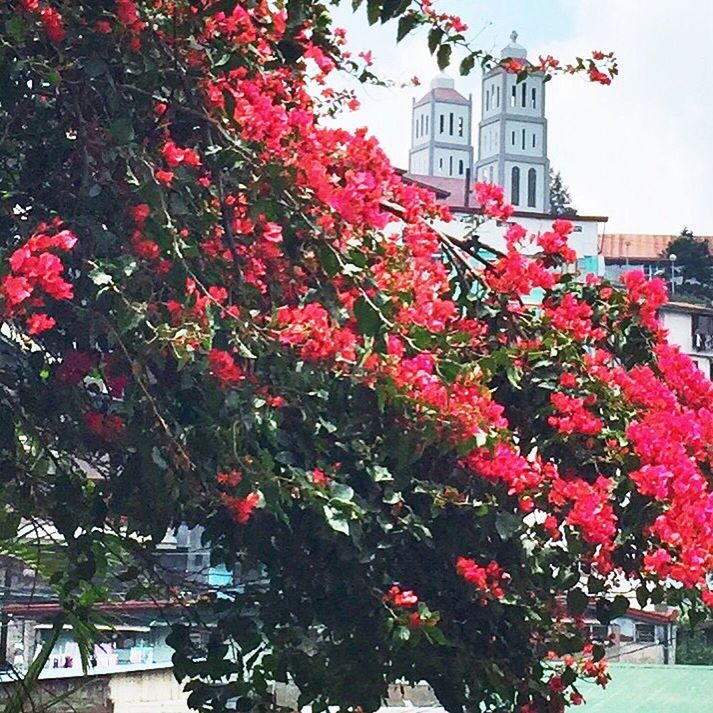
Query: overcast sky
[{"left": 329, "top": 1, "right": 713, "bottom": 235}]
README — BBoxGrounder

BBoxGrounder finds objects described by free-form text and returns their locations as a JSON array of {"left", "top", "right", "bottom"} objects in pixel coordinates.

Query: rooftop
[
  {"left": 602, "top": 233, "right": 713, "bottom": 261},
  {"left": 376, "top": 664, "right": 713, "bottom": 713}
]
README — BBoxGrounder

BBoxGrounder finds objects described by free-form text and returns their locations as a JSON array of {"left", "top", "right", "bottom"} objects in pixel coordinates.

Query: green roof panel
[{"left": 578, "top": 664, "right": 713, "bottom": 712}]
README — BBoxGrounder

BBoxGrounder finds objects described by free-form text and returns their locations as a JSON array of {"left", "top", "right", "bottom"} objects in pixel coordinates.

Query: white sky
[{"left": 328, "top": 1, "right": 713, "bottom": 235}]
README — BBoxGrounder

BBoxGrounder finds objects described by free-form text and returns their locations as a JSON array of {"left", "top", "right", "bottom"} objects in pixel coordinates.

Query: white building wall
[
  {"left": 433, "top": 102, "right": 470, "bottom": 145},
  {"left": 505, "top": 75, "right": 544, "bottom": 118},
  {"left": 437, "top": 214, "right": 602, "bottom": 277},
  {"left": 504, "top": 160, "right": 546, "bottom": 211},
  {"left": 505, "top": 121, "right": 544, "bottom": 157},
  {"left": 661, "top": 311, "right": 693, "bottom": 353},
  {"left": 433, "top": 147, "right": 471, "bottom": 178},
  {"left": 412, "top": 106, "right": 431, "bottom": 147},
  {"left": 479, "top": 125, "right": 501, "bottom": 159},
  {"left": 408, "top": 148, "right": 430, "bottom": 176}
]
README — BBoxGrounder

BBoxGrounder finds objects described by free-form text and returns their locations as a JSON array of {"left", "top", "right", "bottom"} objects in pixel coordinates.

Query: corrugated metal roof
[{"left": 375, "top": 665, "right": 713, "bottom": 713}]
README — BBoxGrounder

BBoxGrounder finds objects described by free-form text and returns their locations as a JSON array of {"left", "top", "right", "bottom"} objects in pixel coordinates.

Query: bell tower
[
  {"left": 408, "top": 74, "right": 473, "bottom": 179},
  {"left": 475, "top": 31, "right": 550, "bottom": 213}
]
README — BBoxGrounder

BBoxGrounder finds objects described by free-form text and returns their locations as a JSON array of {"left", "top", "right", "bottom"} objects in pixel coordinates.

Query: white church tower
[
  {"left": 408, "top": 75, "right": 473, "bottom": 179},
  {"left": 475, "top": 32, "right": 550, "bottom": 213}
]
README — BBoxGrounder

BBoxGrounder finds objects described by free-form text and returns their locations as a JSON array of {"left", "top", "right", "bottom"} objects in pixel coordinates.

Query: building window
[
  {"left": 635, "top": 624, "right": 656, "bottom": 644},
  {"left": 496, "top": 85, "right": 500, "bottom": 107},
  {"left": 586, "top": 625, "right": 610, "bottom": 644},
  {"left": 511, "top": 85, "right": 516, "bottom": 107},
  {"left": 521, "top": 128, "right": 526, "bottom": 150},
  {"left": 458, "top": 159, "right": 464, "bottom": 175},
  {"left": 440, "top": 114, "right": 444, "bottom": 134},
  {"left": 511, "top": 131, "right": 515, "bottom": 145},
  {"left": 527, "top": 168, "right": 537, "bottom": 207},
  {"left": 458, "top": 117, "right": 464, "bottom": 137},
  {"left": 425, "top": 115, "right": 429, "bottom": 134},
  {"left": 692, "top": 315, "right": 713, "bottom": 352},
  {"left": 486, "top": 88, "right": 490, "bottom": 111},
  {"left": 449, "top": 112, "right": 454, "bottom": 135},
  {"left": 532, "top": 133, "right": 536, "bottom": 148},
  {"left": 531, "top": 87, "right": 537, "bottom": 109},
  {"left": 511, "top": 166, "right": 520, "bottom": 205},
  {"left": 521, "top": 82, "right": 527, "bottom": 107},
  {"left": 439, "top": 157, "right": 443, "bottom": 170},
  {"left": 449, "top": 156, "right": 453, "bottom": 175},
  {"left": 489, "top": 166, "right": 494, "bottom": 182}
]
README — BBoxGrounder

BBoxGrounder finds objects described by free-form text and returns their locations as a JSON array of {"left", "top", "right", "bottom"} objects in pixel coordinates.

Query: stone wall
[{"left": 0, "top": 664, "right": 191, "bottom": 713}]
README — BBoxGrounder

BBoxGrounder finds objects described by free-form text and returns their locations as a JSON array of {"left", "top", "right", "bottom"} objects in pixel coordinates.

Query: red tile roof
[
  {"left": 414, "top": 87, "right": 470, "bottom": 108},
  {"left": 602, "top": 233, "right": 713, "bottom": 261},
  {"left": 402, "top": 173, "right": 473, "bottom": 207}
]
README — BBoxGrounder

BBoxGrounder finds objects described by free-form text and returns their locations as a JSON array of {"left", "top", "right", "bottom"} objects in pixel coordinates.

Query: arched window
[
  {"left": 511, "top": 166, "right": 520, "bottom": 205},
  {"left": 527, "top": 168, "right": 537, "bottom": 207}
]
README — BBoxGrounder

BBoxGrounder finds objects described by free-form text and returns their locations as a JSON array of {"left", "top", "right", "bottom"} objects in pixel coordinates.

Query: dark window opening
[
  {"left": 511, "top": 166, "right": 520, "bottom": 205},
  {"left": 635, "top": 624, "right": 656, "bottom": 644},
  {"left": 527, "top": 168, "right": 537, "bottom": 207}
]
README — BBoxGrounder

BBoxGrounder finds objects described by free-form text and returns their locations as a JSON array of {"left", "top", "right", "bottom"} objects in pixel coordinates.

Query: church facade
[{"left": 404, "top": 32, "right": 606, "bottom": 278}]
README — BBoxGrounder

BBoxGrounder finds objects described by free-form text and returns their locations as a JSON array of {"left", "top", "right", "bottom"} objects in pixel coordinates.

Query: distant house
[
  {"left": 582, "top": 606, "right": 678, "bottom": 666},
  {"left": 601, "top": 232, "right": 713, "bottom": 284}
]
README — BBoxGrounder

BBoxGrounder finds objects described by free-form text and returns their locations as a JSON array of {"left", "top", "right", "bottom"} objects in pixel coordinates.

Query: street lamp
[{"left": 669, "top": 253, "right": 677, "bottom": 296}]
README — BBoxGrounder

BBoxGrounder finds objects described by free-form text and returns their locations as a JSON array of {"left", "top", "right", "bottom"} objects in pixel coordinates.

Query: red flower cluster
[
  {"left": 384, "top": 585, "right": 419, "bottom": 608},
  {"left": 548, "top": 391, "right": 603, "bottom": 436},
  {"left": 221, "top": 492, "right": 260, "bottom": 524},
  {"left": 84, "top": 411, "right": 126, "bottom": 442},
  {"left": 1, "top": 222, "right": 76, "bottom": 334},
  {"left": 456, "top": 557, "right": 508, "bottom": 600},
  {"left": 19, "top": 0, "right": 65, "bottom": 43},
  {"left": 207, "top": 349, "right": 246, "bottom": 387}
]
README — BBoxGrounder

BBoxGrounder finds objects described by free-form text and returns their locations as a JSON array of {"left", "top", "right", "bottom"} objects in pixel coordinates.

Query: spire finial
[{"left": 510, "top": 30, "right": 518, "bottom": 43}]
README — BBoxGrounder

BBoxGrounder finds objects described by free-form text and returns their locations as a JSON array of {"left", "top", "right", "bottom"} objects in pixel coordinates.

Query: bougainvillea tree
[{"left": 0, "top": 1, "right": 706, "bottom": 712}]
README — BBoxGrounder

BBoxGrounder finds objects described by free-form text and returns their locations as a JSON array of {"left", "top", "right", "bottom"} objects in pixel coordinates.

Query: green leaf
[
  {"left": 380, "top": 0, "right": 402, "bottom": 22},
  {"left": 436, "top": 44, "right": 452, "bottom": 71},
  {"left": 459, "top": 54, "right": 475, "bottom": 76},
  {"left": 366, "top": 0, "right": 382, "bottom": 25},
  {"left": 495, "top": 512, "right": 520, "bottom": 541},
  {"left": 83, "top": 58, "right": 108, "bottom": 78},
  {"left": 353, "top": 297, "right": 381, "bottom": 337},
  {"left": 323, "top": 505, "right": 350, "bottom": 535},
  {"left": 370, "top": 465, "right": 393, "bottom": 482},
  {"left": 330, "top": 483, "right": 354, "bottom": 504},
  {"left": 317, "top": 244, "right": 340, "bottom": 277},
  {"left": 427, "top": 27, "right": 444, "bottom": 55},
  {"left": 5, "top": 15, "right": 24, "bottom": 44},
  {"left": 396, "top": 13, "right": 417, "bottom": 42},
  {"left": 566, "top": 589, "right": 589, "bottom": 617},
  {"left": 610, "top": 595, "right": 630, "bottom": 619},
  {"left": 110, "top": 118, "right": 135, "bottom": 144},
  {"left": 88, "top": 266, "right": 113, "bottom": 286}
]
